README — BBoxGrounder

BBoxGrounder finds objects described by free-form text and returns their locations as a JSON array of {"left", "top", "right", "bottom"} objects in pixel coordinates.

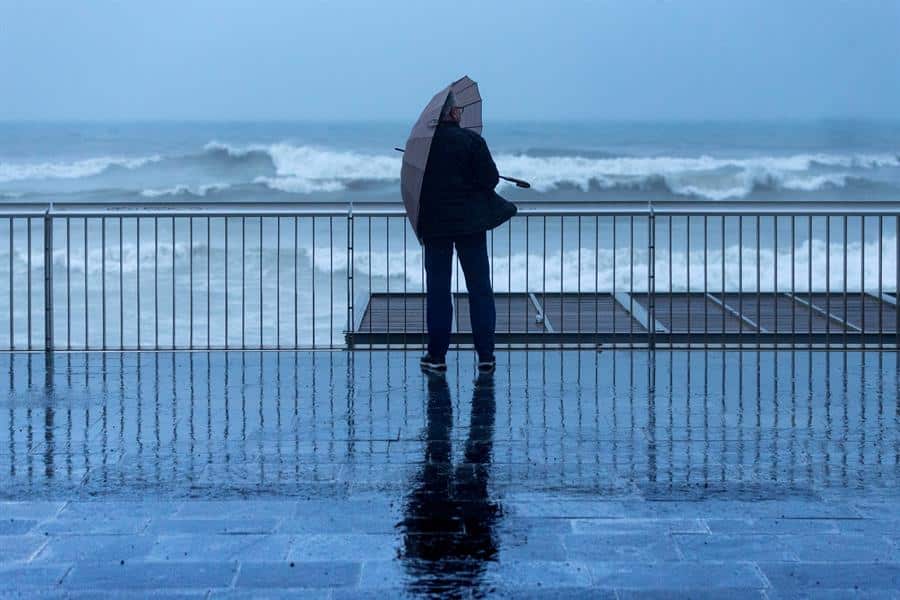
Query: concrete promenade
[{"left": 1, "top": 350, "right": 899, "bottom": 598}]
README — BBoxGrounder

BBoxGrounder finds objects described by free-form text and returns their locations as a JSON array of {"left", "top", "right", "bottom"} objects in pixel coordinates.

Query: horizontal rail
[{"left": 2, "top": 198, "right": 900, "bottom": 219}]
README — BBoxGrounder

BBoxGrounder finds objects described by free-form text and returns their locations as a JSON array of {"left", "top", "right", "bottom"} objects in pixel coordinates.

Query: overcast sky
[{"left": 1, "top": 0, "right": 898, "bottom": 121}]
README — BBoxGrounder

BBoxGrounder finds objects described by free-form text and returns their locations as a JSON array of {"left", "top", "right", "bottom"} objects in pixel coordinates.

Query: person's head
[{"left": 439, "top": 92, "right": 463, "bottom": 123}]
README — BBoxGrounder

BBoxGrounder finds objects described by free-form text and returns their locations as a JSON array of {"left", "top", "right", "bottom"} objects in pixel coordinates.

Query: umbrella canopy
[{"left": 400, "top": 76, "right": 483, "bottom": 238}]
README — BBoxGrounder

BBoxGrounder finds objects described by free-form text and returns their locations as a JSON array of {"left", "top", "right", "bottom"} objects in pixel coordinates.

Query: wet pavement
[{"left": 1, "top": 350, "right": 899, "bottom": 598}]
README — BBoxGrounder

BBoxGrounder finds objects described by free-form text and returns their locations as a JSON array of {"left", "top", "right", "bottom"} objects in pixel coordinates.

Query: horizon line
[{"left": 2, "top": 116, "right": 900, "bottom": 125}]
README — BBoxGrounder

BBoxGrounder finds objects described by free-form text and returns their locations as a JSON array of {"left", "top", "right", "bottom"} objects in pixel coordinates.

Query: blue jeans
[{"left": 424, "top": 231, "right": 495, "bottom": 361}]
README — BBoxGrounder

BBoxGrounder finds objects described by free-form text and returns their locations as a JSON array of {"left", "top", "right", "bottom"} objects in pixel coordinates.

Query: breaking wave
[
  {"left": 0, "top": 155, "right": 161, "bottom": 183},
  {"left": 140, "top": 183, "right": 231, "bottom": 198},
  {"left": 204, "top": 141, "right": 399, "bottom": 193},
  {"left": 493, "top": 153, "right": 899, "bottom": 199},
  {"left": 2, "top": 141, "right": 897, "bottom": 201}
]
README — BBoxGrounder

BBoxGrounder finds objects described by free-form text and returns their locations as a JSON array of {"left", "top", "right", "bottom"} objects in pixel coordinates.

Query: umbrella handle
[
  {"left": 395, "top": 148, "right": 531, "bottom": 189},
  {"left": 499, "top": 175, "right": 531, "bottom": 189}
]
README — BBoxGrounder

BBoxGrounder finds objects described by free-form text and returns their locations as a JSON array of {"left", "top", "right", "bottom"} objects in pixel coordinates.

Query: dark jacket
[{"left": 418, "top": 121, "right": 517, "bottom": 240}]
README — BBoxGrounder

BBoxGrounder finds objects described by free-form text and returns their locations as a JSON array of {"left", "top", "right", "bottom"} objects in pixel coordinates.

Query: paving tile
[
  {"left": 499, "top": 533, "right": 567, "bottom": 561},
  {"left": 0, "top": 565, "right": 69, "bottom": 589},
  {"left": 499, "top": 517, "right": 575, "bottom": 535},
  {"left": 211, "top": 590, "right": 330, "bottom": 600},
  {"left": 0, "top": 502, "right": 65, "bottom": 521},
  {"left": 765, "top": 590, "right": 900, "bottom": 600},
  {"left": 585, "top": 562, "right": 767, "bottom": 590},
  {"left": 673, "top": 533, "right": 798, "bottom": 561},
  {"left": 39, "top": 517, "right": 149, "bottom": 535},
  {"left": 63, "top": 562, "right": 236, "bottom": 589},
  {"left": 34, "top": 535, "right": 155, "bottom": 563},
  {"left": 705, "top": 518, "right": 840, "bottom": 535},
  {"left": 56, "top": 501, "right": 180, "bottom": 521},
  {"left": 147, "top": 534, "right": 293, "bottom": 562},
  {"left": 571, "top": 518, "right": 707, "bottom": 535},
  {"left": 359, "top": 571, "right": 604, "bottom": 599},
  {"left": 398, "top": 515, "right": 466, "bottom": 535},
  {"left": 234, "top": 561, "right": 359, "bottom": 588},
  {"left": 144, "top": 518, "right": 280, "bottom": 535},
  {"left": 852, "top": 500, "right": 900, "bottom": 520},
  {"left": 66, "top": 592, "right": 209, "bottom": 599},
  {"left": 197, "top": 463, "right": 343, "bottom": 485},
  {"left": 174, "top": 500, "right": 297, "bottom": 520},
  {"left": 759, "top": 562, "right": 900, "bottom": 593},
  {"left": 836, "top": 519, "right": 900, "bottom": 536},
  {"left": 0, "top": 535, "right": 49, "bottom": 562},
  {"left": 359, "top": 558, "right": 516, "bottom": 592},
  {"left": 564, "top": 533, "right": 681, "bottom": 562},
  {"left": 288, "top": 534, "right": 399, "bottom": 562},
  {"left": 487, "top": 589, "right": 616, "bottom": 599},
  {"left": 338, "top": 464, "right": 414, "bottom": 484},
  {"left": 616, "top": 591, "right": 767, "bottom": 600},
  {"left": 0, "top": 519, "right": 37, "bottom": 535},
  {"left": 332, "top": 590, "right": 417, "bottom": 600},
  {"left": 484, "top": 560, "right": 593, "bottom": 588},
  {"left": 359, "top": 560, "right": 590, "bottom": 597},
  {"left": 625, "top": 500, "right": 862, "bottom": 520},
  {"left": 356, "top": 560, "right": 411, "bottom": 589},
  {"left": 507, "top": 499, "right": 625, "bottom": 519},
  {"left": 788, "top": 534, "right": 900, "bottom": 563},
  {"left": 283, "top": 499, "right": 400, "bottom": 534}
]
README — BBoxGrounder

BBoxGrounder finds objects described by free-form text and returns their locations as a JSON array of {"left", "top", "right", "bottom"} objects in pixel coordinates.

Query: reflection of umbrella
[{"left": 399, "top": 76, "right": 529, "bottom": 238}]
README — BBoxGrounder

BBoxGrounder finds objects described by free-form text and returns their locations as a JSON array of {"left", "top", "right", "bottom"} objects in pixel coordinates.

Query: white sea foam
[
  {"left": 206, "top": 141, "right": 400, "bottom": 193},
  {"left": 779, "top": 173, "right": 854, "bottom": 192},
  {"left": 140, "top": 183, "right": 230, "bottom": 198},
  {"left": 0, "top": 155, "right": 161, "bottom": 183},
  {"left": 252, "top": 176, "right": 346, "bottom": 194},
  {"left": 3, "top": 141, "right": 897, "bottom": 201},
  {"left": 493, "top": 153, "right": 899, "bottom": 199},
  {"left": 2, "top": 229, "right": 895, "bottom": 348},
  {"left": 208, "top": 142, "right": 898, "bottom": 199}
]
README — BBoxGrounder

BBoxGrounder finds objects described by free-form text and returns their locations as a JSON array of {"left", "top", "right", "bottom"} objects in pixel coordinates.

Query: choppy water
[{"left": 2, "top": 120, "right": 900, "bottom": 204}]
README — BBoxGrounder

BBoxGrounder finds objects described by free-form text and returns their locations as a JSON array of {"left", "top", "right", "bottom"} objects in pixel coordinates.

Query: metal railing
[{"left": 0, "top": 199, "right": 898, "bottom": 351}]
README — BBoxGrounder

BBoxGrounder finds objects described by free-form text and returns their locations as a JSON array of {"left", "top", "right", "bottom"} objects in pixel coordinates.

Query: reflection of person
[
  {"left": 418, "top": 91, "right": 516, "bottom": 375},
  {"left": 401, "top": 372, "right": 499, "bottom": 595}
]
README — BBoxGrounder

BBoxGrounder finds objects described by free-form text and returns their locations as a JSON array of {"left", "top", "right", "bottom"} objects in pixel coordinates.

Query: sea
[
  {"left": 1, "top": 120, "right": 898, "bottom": 348},
  {"left": 2, "top": 120, "right": 900, "bottom": 205}
]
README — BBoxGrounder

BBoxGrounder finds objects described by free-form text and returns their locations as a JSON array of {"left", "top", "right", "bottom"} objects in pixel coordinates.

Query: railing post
[
  {"left": 647, "top": 201, "right": 656, "bottom": 349},
  {"left": 43, "top": 209, "right": 53, "bottom": 352},
  {"left": 346, "top": 209, "right": 354, "bottom": 349}
]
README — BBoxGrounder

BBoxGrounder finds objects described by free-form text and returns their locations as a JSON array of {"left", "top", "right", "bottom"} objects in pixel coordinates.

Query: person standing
[{"left": 417, "top": 92, "right": 516, "bottom": 374}]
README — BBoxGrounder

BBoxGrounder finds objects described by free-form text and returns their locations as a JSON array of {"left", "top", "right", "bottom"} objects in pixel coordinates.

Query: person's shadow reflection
[{"left": 401, "top": 372, "right": 500, "bottom": 597}]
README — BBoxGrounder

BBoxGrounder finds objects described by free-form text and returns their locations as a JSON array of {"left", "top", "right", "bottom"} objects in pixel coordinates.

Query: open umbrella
[{"left": 398, "top": 76, "right": 529, "bottom": 238}]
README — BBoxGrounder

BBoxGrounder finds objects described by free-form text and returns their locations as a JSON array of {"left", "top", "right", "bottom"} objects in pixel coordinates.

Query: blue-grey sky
[{"left": 1, "top": 0, "right": 898, "bottom": 121}]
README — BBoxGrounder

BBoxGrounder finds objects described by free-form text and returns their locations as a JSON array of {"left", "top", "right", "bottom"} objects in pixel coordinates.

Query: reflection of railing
[
  {"left": 0, "top": 199, "right": 898, "bottom": 350},
  {"left": 2, "top": 351, "right": 897, "bottom": 497}
]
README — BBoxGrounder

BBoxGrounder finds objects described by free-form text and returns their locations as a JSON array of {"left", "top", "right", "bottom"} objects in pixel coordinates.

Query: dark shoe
[
  {"left": 420, "top": 353, "right": 447, "bottom": 372},
  {"left": 477, "top": 357, "right": 496, "bottom": 374}
]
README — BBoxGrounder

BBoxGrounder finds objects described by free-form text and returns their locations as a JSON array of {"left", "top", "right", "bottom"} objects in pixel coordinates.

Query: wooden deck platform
[{"left": 348, "top": 292, "right": 899, "bottom": 347}]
